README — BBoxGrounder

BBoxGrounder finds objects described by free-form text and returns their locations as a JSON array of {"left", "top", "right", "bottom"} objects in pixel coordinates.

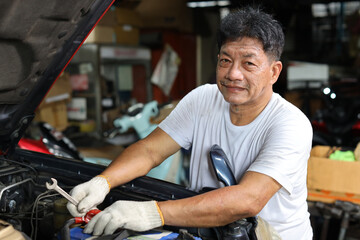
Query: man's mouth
[{"left": 220, "top": 81, "right": 248, "bottom": 90}]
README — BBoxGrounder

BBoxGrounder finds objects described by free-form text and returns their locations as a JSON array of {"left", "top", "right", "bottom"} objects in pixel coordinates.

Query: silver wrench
[{"left": 46, "top": 178, "right": 79, "bottom": 206}]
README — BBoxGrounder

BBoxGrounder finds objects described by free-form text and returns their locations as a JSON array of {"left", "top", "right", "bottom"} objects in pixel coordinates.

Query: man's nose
[{"left": 226, "top": 64, "right": 244, "bottom": 81}]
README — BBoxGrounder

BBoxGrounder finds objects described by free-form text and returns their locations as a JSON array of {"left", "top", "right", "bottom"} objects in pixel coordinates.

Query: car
[{"left": 0, "top": 1, "right": 256, "bottom": 239}]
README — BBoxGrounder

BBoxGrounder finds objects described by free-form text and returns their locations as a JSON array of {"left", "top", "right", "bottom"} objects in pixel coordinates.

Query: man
[{"left": 67, "top": 7, "right": 313, "bottom": 239}]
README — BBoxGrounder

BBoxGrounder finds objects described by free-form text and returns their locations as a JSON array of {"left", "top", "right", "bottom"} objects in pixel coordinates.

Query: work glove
[
  {"left": 84, "top": 200, "right": 164, "bottom": 236},
  {"left": 67, "top": 175, "right": 111, "bottom": 217}
]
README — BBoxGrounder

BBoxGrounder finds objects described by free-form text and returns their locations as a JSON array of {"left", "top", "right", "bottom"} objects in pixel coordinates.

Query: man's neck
[{"left": 229, "top": 92, "right": 273, "bottom": 126}]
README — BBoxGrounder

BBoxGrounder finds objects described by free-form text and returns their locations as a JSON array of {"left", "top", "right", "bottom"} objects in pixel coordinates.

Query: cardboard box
[
  {"left": 85, "top": 25, "right": 116, "bottom": 44},
  {"left": 115, "top": 8, "right": 141, "bottom": 45},
  {"left": 135, "top": 0, "right": 193, "bottom": 32},
  {"left": 86, "top": 24, "right": 139, "bottom": 45},
  {"left": 35, "top": 101, "right": 69, "bottom": 131},
  {"left": 115, "top": 25, "right": 139, "bottom": 45},
  {"left": 116, "top": 8, "right": 142, "bottom": 27},
  {"left": 40, "top": 72, "right": 72, "bottom": 108},
  {"left": 307, "top": 145, "right": 360, "bottom": 203},
  {"left": 36, "top": 72, "right": 71, "bottom": 131},
  {"left": 98, "top": 7, "right": 118, "bottom": 26},
  {"left": 99, "top": 7, "right": 142, "bottom": 27}
]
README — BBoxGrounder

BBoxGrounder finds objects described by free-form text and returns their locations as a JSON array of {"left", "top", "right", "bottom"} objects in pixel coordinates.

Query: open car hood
[{"left": 0, "top": 0, "right": 114, "bottom": 154}]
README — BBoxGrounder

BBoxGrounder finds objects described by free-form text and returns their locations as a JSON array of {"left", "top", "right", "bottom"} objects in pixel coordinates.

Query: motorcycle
[
  {"left": 18, "top": 122, "right": 115, "bottom": 167},
  {"left": 18, "top": 122, "right": 82, "bottom": 160},
  {"left": 311, "top": 83, "right": 360, "bottom": 148}
]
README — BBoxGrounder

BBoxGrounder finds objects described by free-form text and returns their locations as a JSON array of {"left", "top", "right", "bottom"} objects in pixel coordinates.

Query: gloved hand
[
  {"left": 67, "top": 175, "right": 110, "bottom": 217},
  {"left": 84, "top": 200, "right": 164, "bottom": 236}
]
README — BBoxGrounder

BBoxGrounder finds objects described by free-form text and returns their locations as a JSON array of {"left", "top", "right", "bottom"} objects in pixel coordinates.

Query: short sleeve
[
  {"left": 247, "top": 109, "right": 313, "bottom": 195},
  {"left": 159, "top": 88, "right": 199, "bottom": 150}
]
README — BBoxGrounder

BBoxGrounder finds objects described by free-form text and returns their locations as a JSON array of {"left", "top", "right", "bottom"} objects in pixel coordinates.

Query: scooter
[{"left": 105, "top": 100, "right": 186, "bottom": 185}]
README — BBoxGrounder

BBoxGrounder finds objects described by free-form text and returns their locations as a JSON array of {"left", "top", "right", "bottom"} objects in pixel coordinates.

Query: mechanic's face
[{"left": 216, "top": 37, "right": 282, "bottom": 107}]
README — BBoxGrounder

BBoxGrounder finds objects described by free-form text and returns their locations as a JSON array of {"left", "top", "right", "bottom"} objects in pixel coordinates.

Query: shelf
[{"left": 66, "top": 43, "right": 152, "bottom": 138}]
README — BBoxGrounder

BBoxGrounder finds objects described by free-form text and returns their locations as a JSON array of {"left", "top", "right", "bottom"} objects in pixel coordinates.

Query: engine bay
[
  {"left": 0, "top": 150, "right": 143, "bottom": 239},
  {"left": 0, "top": 149, "right": 208, "bottom": 240},
  {"left": 0, "top": 156, "right": 89, "bottom": 239},
  {"left": 0, "top": 158, "right": 58, "bottom": 239}
]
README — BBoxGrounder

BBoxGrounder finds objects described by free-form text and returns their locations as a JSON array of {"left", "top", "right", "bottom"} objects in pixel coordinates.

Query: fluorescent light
[
  {"left": 187, "top": 1, "right": 231, "bottom": 8},
  {"left": 220, "top": 7, "right": 230, "bottom": 19},
  {"left": 323, "top": 87, "right": 331, "bottom": 95}
]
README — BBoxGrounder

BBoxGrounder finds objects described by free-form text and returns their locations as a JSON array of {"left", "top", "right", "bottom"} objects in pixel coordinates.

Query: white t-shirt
[{"left": 159, "top": 84, "right": 313, "bottom": 240}]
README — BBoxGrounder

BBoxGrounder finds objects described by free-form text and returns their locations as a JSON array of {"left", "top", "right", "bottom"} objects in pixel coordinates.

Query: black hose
[{"left": 60, "top": 218, "right": 75, "bottom": 240}]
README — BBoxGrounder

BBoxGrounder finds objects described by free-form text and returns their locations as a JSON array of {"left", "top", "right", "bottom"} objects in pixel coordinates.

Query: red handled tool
[
  {"left": 74, "top": 209, "right": 102, "bottom": 224},
  {"left": 45, "top": 178, "right": 102, "bottom": 225}
]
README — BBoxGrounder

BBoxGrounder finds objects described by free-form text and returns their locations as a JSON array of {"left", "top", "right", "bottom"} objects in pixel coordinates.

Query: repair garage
[{"left": 0, "top": 0, "right": 360, "bottom": 239}]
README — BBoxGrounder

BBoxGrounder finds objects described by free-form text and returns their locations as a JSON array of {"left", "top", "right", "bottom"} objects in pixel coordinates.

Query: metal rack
[{"left": 66, "top": 44, "right": 152, "bottom": 138}]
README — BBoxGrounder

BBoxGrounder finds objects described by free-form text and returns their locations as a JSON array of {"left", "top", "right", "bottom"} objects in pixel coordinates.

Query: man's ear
[{"left": 270, "top": 61, "right": 282, "bottom": 84}]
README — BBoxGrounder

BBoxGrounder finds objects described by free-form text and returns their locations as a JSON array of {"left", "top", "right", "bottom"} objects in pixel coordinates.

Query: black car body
[
  {"left": 0, "top": 1, "right": 256, "bottom": 239},
  {"left": 0, "top": 1, "right": 197, "bottom": 239}
]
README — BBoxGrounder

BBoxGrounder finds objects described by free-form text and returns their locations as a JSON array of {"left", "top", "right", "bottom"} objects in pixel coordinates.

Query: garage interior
[{"left": 23, "top": 0, "right": 360, "bottom": 239}]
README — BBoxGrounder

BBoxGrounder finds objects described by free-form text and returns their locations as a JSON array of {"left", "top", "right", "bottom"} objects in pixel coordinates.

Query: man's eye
[
  {"left": 219, "top": 59, "right": 230, "bottom": 66},
  {"left": 245, "top": 61, "right": 254, "bottom": 66}
]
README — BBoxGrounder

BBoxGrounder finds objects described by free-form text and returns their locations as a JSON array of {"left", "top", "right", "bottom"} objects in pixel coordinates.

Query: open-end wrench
[
  {"left": 46, "top": 178, "right": 101, "bottom": 224},
  {"left": 46, "top": 178, "right": 79, "bottom": 206}
]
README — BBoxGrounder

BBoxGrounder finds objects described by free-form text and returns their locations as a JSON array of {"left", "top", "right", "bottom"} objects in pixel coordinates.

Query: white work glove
[
  {"left": 84, "top": 200, "right": 164, "bottom": 236},
  {"left": 67, "top": 175, "right": 110, "bottom": 217}
]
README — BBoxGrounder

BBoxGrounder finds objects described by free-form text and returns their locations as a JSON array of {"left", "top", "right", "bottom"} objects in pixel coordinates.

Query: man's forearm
[
  {"left": 101, "top": 140, "right": 157, "bottom": 188},
  {"left": 158, "top": 171, "right": 281, "bottom": 228},
  {"left": 158, "top": 185, "right": 252, "bottom": 228}
]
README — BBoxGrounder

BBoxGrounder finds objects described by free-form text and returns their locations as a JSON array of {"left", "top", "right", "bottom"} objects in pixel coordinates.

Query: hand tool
[
  {"left": 74, "top": 209, "right": 101, "bottom": 224},
  {"left": 46, "top": 178, "right": 79, "bottom": 206},
  {"left": 46, "top": 178, "right": 101, "bottom": 225}
]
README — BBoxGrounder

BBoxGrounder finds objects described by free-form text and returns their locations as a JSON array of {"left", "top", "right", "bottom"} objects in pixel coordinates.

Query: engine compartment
[
  {"left": 0, "top": 149, "right": 202, "bottom": 239},
  {"left": 0, "top": 158, "right": 78, "bottom": 239},
  {"left": 0, "top": 148, "right": 258, "bottom": 240},
  {"left": 0, "top": 151, "right": 138, "bottom": 239}
]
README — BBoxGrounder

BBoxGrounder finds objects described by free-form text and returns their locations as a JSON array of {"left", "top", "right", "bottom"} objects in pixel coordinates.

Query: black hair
[{"left": 217, "top": 6, "right": 285, "bottom": 61}]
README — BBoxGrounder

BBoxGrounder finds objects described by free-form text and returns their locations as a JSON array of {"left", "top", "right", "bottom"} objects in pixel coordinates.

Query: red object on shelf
[{"left": 70, "top": 74, "right": 89, "bottom": 91}]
